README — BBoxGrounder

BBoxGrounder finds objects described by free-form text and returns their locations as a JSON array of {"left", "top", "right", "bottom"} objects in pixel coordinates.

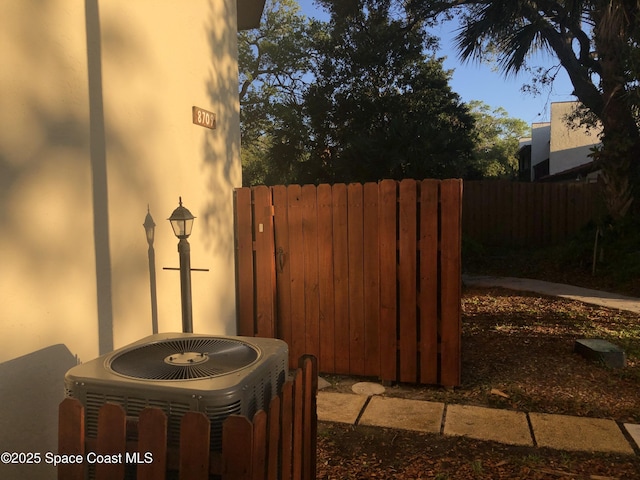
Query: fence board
[
  {"left": 419, "top": 179, "right": 439, "bottom": 384},
  {"left": 251, "top": 410, "right": 268, "bottom": 480},
  {"left": 332, "top": 183, "right": 350, "bottom": 374},
  {"left": 287, "top": 185, "right": 305, "bottom": 364},
  {"left": 266, "top": 396, "right": 281, "bottom": 480},
  {"left": 180, "top": 412, "right": 210, "bottom": 480},
  {"left": 234, "top": 188, "right": 254, "bottom": 336},
  {"left": 254, "top": 186, "right": 276, "bottom": 338},
  {"left": 301, "top": 356, "right": 318, "bottom": 480},
  {"left": 378, "top": 180, "right": 398, "bottom": 383},
  {"left": 302, "top": 185, "right": 320, "bottom": 360},
  {"left": 273, "top": 185, "right": 292, "bottom": 350},
  {"left": 398, "top": 179, "right": 418, "bottom": 383},
  {"left": 221, "top": 416, "right": 251, "bottom": 480},
  {"left": 137, "top": 407, "right": 167, "bottom": 480},
  {"left": 95, "top": 403, "right": 126, "bottom": 480},
  {"left": 348, "top": 183, "right": 365, "bottom": 375},
  {"left": 292, "top": 368, "right": 304, "bottom": 480},
  {"left": 57, "top": 397, "right": 85, "bottom": 480},
  {"left": 317, "top": 184, "right": 335, "bottom": 373},
  {"left": 440, "top": 180, "right": 462, "bottom": 386},
  {"left": 363, "top": 182, "right": 380, "bottom": 377},
  {"left": 279, "top": 381, "right": 294, "bottom": 480}
]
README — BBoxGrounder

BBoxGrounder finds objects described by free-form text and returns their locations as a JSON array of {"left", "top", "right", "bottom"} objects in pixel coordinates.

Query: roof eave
[{"left": 237, "top": 0, "right": 266, "bottom": 30}]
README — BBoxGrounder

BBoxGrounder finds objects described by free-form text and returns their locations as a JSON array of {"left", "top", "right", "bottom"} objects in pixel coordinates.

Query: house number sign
[{"left": 192, "top": 106, "right": 216, "bottom": 129}]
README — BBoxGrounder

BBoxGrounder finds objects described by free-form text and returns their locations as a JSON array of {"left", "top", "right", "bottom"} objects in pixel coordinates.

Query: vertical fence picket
[
  {"left": 542, "top": 183, "right": 552, "bottom": 245},
  {"left": 222, "top": 416, "right": 251, "bottom": 480},
  {"left": 253, "top": 186, "right": 276, "bottom": 338},
  {"left": 440, "top": 179, "right": 462, "bottom": 386},
  {"left": 363, "top": 182, "right": 380, "bottom": 377},
  {"left": 273, "top": 185, "right": 292, "bottom": 350},
  {"left": 95, "top": 403, "right": 126, "bottom": 480},
  {"left": 317, "top": 184, "right": 335, "bottom": 373},
  {"left": 301, "top": 185, "right": 320, "bottom": 360},
  {"left": 461, "top": 180, "right": 474, "bottom": 241},
  {"left": 332, "top": 183, "right": 350, "bottom": 374},
  {"left": 287, "top": 185, "right": 306, "bottom": 364},
  {"left": 533, "top": 182, "right": 544, "bottom": 246},
  {"left": 378, "top": 179, "right": 398, "bottom": 383},
  {"left": 251, "top": 410, "right": 268, "bottom": 480},
  {"left": 266, "top": 396, "right": 281, "bottom": 480},
  {"left": 347, "top": 183, "right": 365, "bottom": 375},
  {"left": 234, "top": 188, "right": 254, "bottom": 336},
  {"left": 280, "top": 381, "right": 294, "bottom": 480},
  {"left": 301, "top": 356, "right": 318, "bottom": 480},
  {"left": 137, "top": 407, "right": 167, "bottom": 480},
  {"left": 292, "top": 368, "right": 304, "bottom": 480},
  {"left": 58, "top": 398, "right": 85, "bottom": 480},
  {"left": 180, "top": 411, "right": 210, "bottom": 480},
  {"left": 419, "top": 179, "right": 439, "bottom": 384},
  {"left": 398, "top": 179, "right": 418, "bottom": 383}
]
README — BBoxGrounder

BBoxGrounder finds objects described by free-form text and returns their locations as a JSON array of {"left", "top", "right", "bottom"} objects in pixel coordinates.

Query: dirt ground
[{"left": 316, "top": 287, "right": 640, "bottom": 479}]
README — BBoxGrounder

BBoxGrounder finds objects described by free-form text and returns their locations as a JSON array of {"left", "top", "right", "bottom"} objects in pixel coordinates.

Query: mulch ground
[{"left": 316, "top": 286, "right": 640, "bottom": 479}]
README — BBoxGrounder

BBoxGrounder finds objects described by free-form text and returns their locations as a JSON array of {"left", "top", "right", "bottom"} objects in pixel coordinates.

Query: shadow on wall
[
  {"left": 85, "top": 0, "right": 114, "bottom": 355},
  {"left": 0, "top": 344, "right": 77, "bottom": 480},
  {"left": 202, "top": 0, "right": 242, "bottom": 259}
]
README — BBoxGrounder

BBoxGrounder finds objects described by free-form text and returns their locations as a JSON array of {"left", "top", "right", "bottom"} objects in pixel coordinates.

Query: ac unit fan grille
[{"left": 108, "top": 337, "right": 259, "bottom": 380}]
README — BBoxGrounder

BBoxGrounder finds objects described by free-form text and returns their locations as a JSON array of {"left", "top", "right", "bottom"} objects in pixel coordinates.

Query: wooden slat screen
[
  {"left": 58, "top": 356, "right": 318, "bottom": 480},
  {"left": 234, "top": 179, "right": 463, "bottom": 386}
]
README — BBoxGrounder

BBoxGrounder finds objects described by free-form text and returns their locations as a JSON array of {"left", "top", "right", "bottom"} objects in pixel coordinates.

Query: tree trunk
[{"left": 593, "top": 0, "right": 640, "bottom": 220}]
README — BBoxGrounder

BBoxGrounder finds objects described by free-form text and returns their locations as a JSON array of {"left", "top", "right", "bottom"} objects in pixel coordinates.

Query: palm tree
[{"left": 410, "top": 0, "right": 640, "bottom": 220}]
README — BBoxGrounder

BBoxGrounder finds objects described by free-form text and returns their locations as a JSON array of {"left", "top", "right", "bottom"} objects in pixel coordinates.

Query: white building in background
[
  {"left": 0, "top": 1, "right": 264, "bottom": 476},
  {"left": 520, "top": 101, "right": 601, "bottom": 182}
]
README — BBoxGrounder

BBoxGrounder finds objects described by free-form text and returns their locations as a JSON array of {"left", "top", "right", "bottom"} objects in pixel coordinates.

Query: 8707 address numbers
[{"left": 192, "top": 106, "right": 216, "bottom": 130}]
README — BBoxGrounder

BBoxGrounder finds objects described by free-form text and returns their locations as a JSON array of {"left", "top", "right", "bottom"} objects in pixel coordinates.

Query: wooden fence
[
  {"left": 58, "top": 356, "right": 318, "bottom": 480},
  {"left": 463, "top": 180, "right": 603, "bottom": 247},
  {"left": 234, "top": 179, "right": 462, "bottom": 387}
]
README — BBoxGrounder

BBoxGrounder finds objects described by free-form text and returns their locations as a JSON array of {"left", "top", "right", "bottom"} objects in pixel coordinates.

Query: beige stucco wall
[
  {"left": 549, "top": 101, "right": 601, "bottom": 175},
  {"left": 0, "top": 0, "right": 242, "bottom": 365}
]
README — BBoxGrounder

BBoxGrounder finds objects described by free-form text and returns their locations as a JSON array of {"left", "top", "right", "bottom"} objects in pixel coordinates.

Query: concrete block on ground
[
  {"left": 444, "top": 404, "right": 533, "bottom": 446},
  {"left": 574, "top": 338, "right": 626, "bottom": 368},
  {"left": 317, "top": 392, "right": 367, "bottom": 425},
  {"left": 359, "top": 397, "right": 444, "bottom": 433},
  {"left": 530, "top": 413, "right": 633, "bottom": 454},
  {"left": 623, "top": 423, "right": 640, "bottom": 451}
]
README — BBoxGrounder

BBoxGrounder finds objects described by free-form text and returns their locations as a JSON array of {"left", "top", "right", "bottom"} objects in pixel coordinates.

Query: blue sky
[{"left": 296, "top": 0, "right": 577, "bottom": 126}]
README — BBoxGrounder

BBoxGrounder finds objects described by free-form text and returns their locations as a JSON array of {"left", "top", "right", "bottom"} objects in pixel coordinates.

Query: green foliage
[
  {"left": 467, "top": 101, "right": 530, "bottom": 179},
  {"left": 239, "top": 0, "right": 484, "bottom": 186},
  {"left": 238, "top": 0, "right": 323, "bottom": 186},
  {"left": 305, "top": 11, "right": 477, "bottom": 184}
]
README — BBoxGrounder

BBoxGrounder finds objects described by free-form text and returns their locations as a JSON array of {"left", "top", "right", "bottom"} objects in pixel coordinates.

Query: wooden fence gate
[{"left": 234, "top": 179, "right": 462, "bottom": 386}]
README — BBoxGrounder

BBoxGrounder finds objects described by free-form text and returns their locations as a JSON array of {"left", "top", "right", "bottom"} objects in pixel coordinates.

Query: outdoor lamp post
[{"left": 168, "top": 197, "right": 195, "bottom": 333}]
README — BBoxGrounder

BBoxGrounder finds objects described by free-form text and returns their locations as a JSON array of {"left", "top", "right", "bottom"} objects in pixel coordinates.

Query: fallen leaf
[{"left": 490, "top": 388, "right": 510, "bottom": 399}]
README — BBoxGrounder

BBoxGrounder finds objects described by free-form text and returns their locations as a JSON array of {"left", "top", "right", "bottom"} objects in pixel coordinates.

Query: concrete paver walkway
[
  {"left": 317, "top": 391, "right": 639, "bottom": 455},
  {"left": 317, "top": 274, "right": 640, "bottom": 455}
]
